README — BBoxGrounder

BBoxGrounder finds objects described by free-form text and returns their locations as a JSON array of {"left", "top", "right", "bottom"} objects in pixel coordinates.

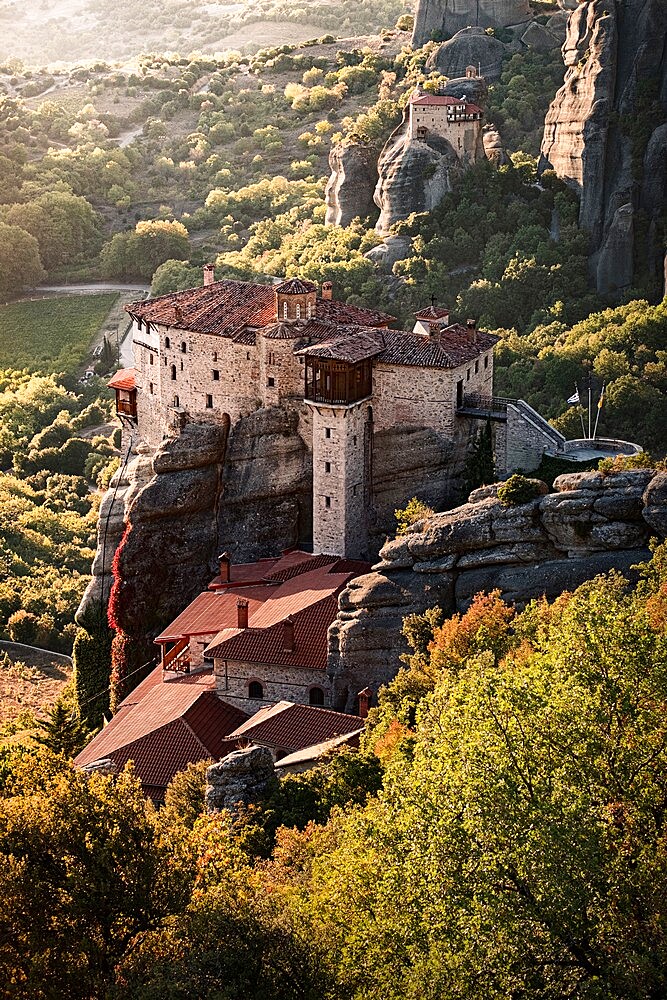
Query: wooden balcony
[
  {"left": 115, "top": 388, "right": 137, "bottom": 420},
  {"left": 304, "top": 358, "right": 372, "bottom": 406}
]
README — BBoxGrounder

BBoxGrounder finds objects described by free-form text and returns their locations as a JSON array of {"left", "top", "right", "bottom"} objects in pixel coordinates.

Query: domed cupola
[{"left": 274, "top": 277, "right": 317, "bottom": 322}]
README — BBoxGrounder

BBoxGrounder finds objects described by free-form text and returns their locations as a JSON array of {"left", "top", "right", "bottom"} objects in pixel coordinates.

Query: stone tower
[{"left": 309, "top": 399, "right": 372, "bottom": 559}]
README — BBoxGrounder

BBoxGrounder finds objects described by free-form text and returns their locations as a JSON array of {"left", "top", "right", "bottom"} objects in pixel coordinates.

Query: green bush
[
  {"left": 395, "top": 497, "right": 434, "bottom": 535},
  {"left": 497, "top": 474, "right": 544, "bottom": 506}
]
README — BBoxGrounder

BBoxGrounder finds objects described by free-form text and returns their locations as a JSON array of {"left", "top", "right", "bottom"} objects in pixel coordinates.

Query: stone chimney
[
  {"left": 282, "top": 615, "right": 295, "bottom": 652},
  {"left": 322, "top": 280, "right": 333, "bottom": 300},
  {"left": 218, "top": 551, "right": 231, "bottom": 583},
  {"left": 357, "top": 686, "right": 372, "bottom": 719},
  {"left": 203, "top": 263, "right": 215, "bottom": 286},
  {"left": 174, "top": 304, "right": 183, "bottom": 325},
  {"left": 237, "top": 598, "right": 249, "bottom": 629},
  {"left": 466, "top": 318, "right": 478, "bottom": 343}
]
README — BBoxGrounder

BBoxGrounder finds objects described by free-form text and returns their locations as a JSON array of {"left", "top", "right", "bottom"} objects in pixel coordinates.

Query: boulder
[
  {"left": 644, "top": 473, "right": 667, "bottom": 536},
  {"left": 412, "top": 0, "right": 531, "bottom": 46},
  {"left": 205, "top": 746, "right": 276, "bottom": 814},
  {"left": 325, "top": 142, "right": 378, "bottom": 228},
  {"left": 484, "top": 127, "right": 510, "bottom": 166},
  {"left": 427, "top": 27, "right": 507, "bottom": 82},
  {"left": 364, "top": 234, "right": 412, "bottom": 271},
  {"left": 520, "top": 21, "right": 559, "bottom": 51}
]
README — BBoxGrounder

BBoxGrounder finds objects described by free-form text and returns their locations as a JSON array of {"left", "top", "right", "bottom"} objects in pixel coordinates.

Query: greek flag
[{"left": 567, "top": 389, "right": 580, "bottom": 405}]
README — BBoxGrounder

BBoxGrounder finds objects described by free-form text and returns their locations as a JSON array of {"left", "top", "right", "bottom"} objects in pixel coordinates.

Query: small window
[
  {"left": 149, "top": 353, "right": 154, "bottom": 365},
  {"left": 170, "top": 364, "right": 177, "bottom": 380},
  {"left": 248, "top": 680, "right": 263, "bottom": 700},
  {"left": 246, "top": 351, "right": 251, "bottom": 360},
  {"left": 475, "top": 359, "right": 479, "bottom": 374},
  {"left": 307, "top": 301, "right": 313, "bottom": 319},
  {"left": 149, "top": 382, "right": 154, "bottom": 394},
  {"left": 324, "top": 496, "right": 331, "bottom": 508},
  {"left": 165, "top": 336, "right": 170, "bottom": 348},
  {"left": 213, "top": 351, "right": 217, "bottom": 362},
  {"left": 206, "top": 394, "right": 213, "bottom": 409},
  {"left": 309, "top": 687, "right": 325, "bottom": 706},
  {"left": 164, "top": 356, "right": 168, "bottom": 366},
  {"left": 212, "top": 369, "right": 220, "bottom": 381},
  {"left": 325, "top": 461, "right": 331, "bottom": 473},
  {"left": 466, "top": 369, "right": 471, "bottom": 381},
  {"left": 268, "top": 351, "right": 276, "bottom": 366},
  {"left": 283, "top": 301, "right": 288, "bottom": 319},
  {"left": 180, "top": 360, "right": 184, "bottom": 371},
  {"left": 353, "top": 484, "right": 358, "bottom": 495},
  {"left": 484, "top": 355, "right": 489, "bottom": 369},
  {"left": 296, "top": 304, "right": 301, "bottom": 319},
  {"left": 173, "top": 395, "right": 179, "bottom": 408},
  {"left": 180, "top": 341, "right": 187, "bottom": 353},
  {"left": 267, "top": 376, "right": 275, "bottom": 388},
  {"left": 325, "top": 428, "right": 331, "bottom": 439},
  {"left": 353, "top": 435, "right": 357, "bottom": 446}
]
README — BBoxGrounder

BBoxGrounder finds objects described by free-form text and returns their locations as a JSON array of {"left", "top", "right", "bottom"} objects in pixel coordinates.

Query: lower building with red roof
[{"left": 227, "top": 700, "right": 365, "bottom": 761}]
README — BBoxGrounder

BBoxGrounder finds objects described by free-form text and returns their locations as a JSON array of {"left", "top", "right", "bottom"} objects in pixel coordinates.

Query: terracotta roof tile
[
  {"left": 262, "top": 552, "right": 339, "bottom": 582},
  {"left": 108, "top": 367, "right": 139, "bottom": 390},
  {"left": 377, "top": 326, "right": 498, "bottom": 369},
  {"left": 275, "top": 278, "right": 317, "bottom": 294},
  {"left": 415, "top": 305, "right": 450, "bottom": 320},
  {"left": 155, "top": 587, "right": 273, "bottom": 642},
  {"left": 296, "top": 327, "right": 386, "bottom": 363},
  {"left": 229, "top": 701, "right": 365, "bottom": 753},
  {"left": 315, "top": 298, "right": 394, "bottom": 327}
]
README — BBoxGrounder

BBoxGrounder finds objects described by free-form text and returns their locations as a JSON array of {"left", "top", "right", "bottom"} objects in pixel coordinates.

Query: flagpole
[
  {"left": 579, "top": 404, "right": 586, "bottom": 439},
  {"left": 588, "top": 384, "right": 591, "bottom": 440},
  {"left": 593, "top": 384, "right": 604, "bottom": 439}
]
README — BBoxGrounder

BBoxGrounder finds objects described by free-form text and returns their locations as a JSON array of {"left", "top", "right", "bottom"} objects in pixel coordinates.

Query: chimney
[
  {"left": 174, "top": 304, "right": 183, "bottom": 325},
  {"left": 282, "top": 615, "right": 295, "bottom": 652},
  {"left": 218, "top": 551, "right": 231, "bottom": 583},
  {"left": 322, "top": 280, "right": 333, "bottom": 301},
  {"left": 237, "top": 598, "right": 249, "bottom": 629},
  {"left": 466, "top": 318, "right": 478, "bottom": 343},
  {"left": 203, "top": 263, "right": 215, "bottom": 286},
  {"left": 357, "top": 686, "right": 372, "bottom": 720}
]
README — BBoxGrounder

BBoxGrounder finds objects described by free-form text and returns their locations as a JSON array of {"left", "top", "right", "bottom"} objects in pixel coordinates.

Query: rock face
[
  {"left": 540, "top": 0, "right": 667, "bottom": 295},
  {"left": 205, "top": 746, "right": 276, "bottom": 813},
  {"left": 328, "top": 469, "right": 665, "bottom": 711},
  {"left": 483, "top": 127, "right": 510, "bottom": 166},
  {"left": 325, "top": 142, "right": 378, "bottom": 227},
  {"left": 426, "top": 27, "right": 507, "bottom": 82},
  {"left": 374, "top": 109, "right": 485, "bottom": 235},
  {"left": 412, "top": 0, "right": 531, "bottom": 46}
]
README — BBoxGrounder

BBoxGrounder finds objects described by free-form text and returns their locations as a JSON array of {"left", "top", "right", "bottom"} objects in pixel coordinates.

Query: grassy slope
[{"left": 0, "top": 294, "right": 118, "bottom": 373}]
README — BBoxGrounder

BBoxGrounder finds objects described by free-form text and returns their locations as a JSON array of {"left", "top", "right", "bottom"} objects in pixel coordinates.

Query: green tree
[
  {"left": 35, "top": 700, "right": 93, "bottom": 757},
  {"left": 2, "top": 192, "right": 101, "bottom": 272},
  {"left": 0, "top": 221, "right": 45, "bottom": 300}
]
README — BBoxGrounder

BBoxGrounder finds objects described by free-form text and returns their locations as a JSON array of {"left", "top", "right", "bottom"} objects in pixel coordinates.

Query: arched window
[
  {"left": 283, "top": 301, "right": 288, "bottom": 319},
  {"left": 173, "top": 395, "right": 179, "bottom": 408},
  {"left": 165, "top": 336, "right": 170, "bottom": 348},
  {"left": 309, "top": 686, "right": 325, "bottom": 706},
  {"left": 248, "top": 681, "right": 263, "bottom": 700},
  {"left": 181, "top": 341, "right": 187, "bottom": 353},
  {"left": 307, "top": 301, "right": 313, "bottom": 319},
  {"left": 170, "top": 364, "right": 177, "bottom": 380},
  {"left": 296, "top": 304, "right": 301, "bottom": 319}
]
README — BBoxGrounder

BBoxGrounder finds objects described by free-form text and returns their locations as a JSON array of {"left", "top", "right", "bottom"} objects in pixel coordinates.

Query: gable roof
[
  {"left": 228, "top": 700, "right": 365, "bottom": 753},
  {"left": 126, "top": 278, "right": 394, "bottom": 339},
  {"left": 155, "top": 586, "right": 271, "bottom": 643},
  {"left": 415, "top": 305, "right": 450, "bottom": 321},
  {"left": 74, "top": 669, "right": 249, "bottom": 797}
]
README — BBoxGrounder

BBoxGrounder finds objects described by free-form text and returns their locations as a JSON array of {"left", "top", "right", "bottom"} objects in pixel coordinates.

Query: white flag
[{"left": 567, "top": 390, "right": 580, "bottom": 405}]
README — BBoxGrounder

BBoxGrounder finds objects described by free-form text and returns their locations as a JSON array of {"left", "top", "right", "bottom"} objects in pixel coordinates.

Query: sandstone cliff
[
  {"left": 324, "top": 142, "right": 378, "bottom": 227},
  {"left": 426, "top": 26, "right": 506, "bottom": 82},
  {"left": 328, "top": 469, "right": 667, "bottom": 710},
  {"left": 412, "top": 0, "right": 531, "bottom": 46},
  {"left": 374, "top": 107, "right": 485, "bottom": 236},
  {"left": 540, "top": 0, "right": 667, "bottom": 295}
]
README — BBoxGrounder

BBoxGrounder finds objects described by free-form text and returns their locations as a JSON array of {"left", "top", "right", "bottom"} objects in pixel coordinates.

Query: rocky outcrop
[
  {"left": 325, "top": 142, "right": 378, "bottom": 227},
  {"left": 426, "top": 27, "right": 507, "bottom": 81},
  {"left": 412, "top": 0, "right": 531, "bottom": 46},
  {"left": 540, "top": 0, "right": 667, "bottom": 295},
  {"left": 104, "top": 422, "right": 230, "bottom": 647},
  {"left": 374, "top": 109, "right": 485, "bottom": 235},
  {"left": 205, "top": 746, "right": 276, "bottom": 813},
  {"left": 328, "top": 469, "right": 664, "bottom": 711},
  {"left": 484, "top": 127, "right": 510, "bottom": 166},
  {"left": 217, "top": 407, "right": 312, "bottom": 562}
]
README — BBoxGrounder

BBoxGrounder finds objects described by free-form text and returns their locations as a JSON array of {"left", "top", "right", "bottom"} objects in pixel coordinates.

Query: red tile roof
[
  {"left": 155, "top": 586, "right": 273, "bottom": 643},
  {"left": 74, "top": 669, "right": 249, "bottom": 798},
  {"left": 207, "top": 593, "right": 340, "bottom": 670},
  {"left": 377, "top": 326, "right": 498, "bottom": 369},
  {"left": 415, "top": 305, "right": 450, "bottom": 321},
  {"left": 262, "top": 552, "right": 339, "bottom": 582},
  {"left": 410, "top": 94, "right": 482, "bottom": 114},
  {"left": 126, "top": 278, "right": 394, "bottom": 339},
  {"left": 296, "top": 327, "right": 385, "bottom": 363},
  {"left": 276, "top": 278, "right": 317, "bottom": 294},
  {"left": 108, "top": 367, "right": 139, "bottom": 390},
  {"left": 229, "top": 701, "right": 365, "bottom": 753}
]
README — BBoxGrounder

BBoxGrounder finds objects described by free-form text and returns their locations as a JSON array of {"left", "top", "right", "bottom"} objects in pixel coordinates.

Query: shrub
[
  {"left": 395, "top": 497, "right": 434, "bottom": 535},
  {"left": 497, "top": 474, "right": 544, "bottom": 506},
  {"left": 598, "top": 451, "right": 662, "bottom": 475}
]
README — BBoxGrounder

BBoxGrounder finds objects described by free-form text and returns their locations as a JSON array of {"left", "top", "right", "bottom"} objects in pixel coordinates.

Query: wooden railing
[{"left": 162, "top": 637, "right": 190, "bottom": 673}]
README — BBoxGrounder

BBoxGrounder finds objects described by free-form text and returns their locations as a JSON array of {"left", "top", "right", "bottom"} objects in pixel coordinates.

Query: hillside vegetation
[{"left": 2, "top": 544, "right": 667, "bottom": 998}]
